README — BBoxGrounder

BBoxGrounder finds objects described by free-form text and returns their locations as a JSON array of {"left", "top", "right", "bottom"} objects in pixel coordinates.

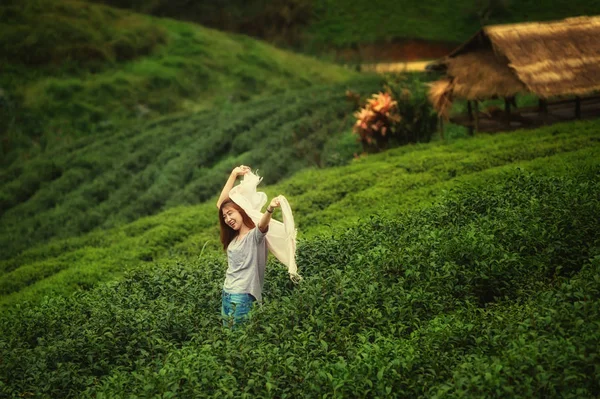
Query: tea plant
[
  {"left": 1, "top": 167, "right": 598, "bottom": 398},
  {"left": 1, "top": 119, "right": 598, "bottom": 308}
]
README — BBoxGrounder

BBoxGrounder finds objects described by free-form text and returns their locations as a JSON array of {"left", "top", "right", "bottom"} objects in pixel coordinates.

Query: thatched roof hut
[{"left": 428, "top": 15, "right": 600, "bottom": 116}]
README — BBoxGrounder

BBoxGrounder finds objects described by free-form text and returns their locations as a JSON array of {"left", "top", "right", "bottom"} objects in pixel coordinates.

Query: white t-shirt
[{"left": 223, "top": 228, "right": 268, "bottom": 302}]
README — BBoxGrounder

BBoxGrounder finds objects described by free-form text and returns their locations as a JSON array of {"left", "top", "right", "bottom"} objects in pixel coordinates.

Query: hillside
[
  {"left": 0, "top": 0, "right": 360, "bottom": 165},
  {"left": 1, "top": 119, "right": 598, "bottom": 308},
  {"left": 1, "top": 130, "right": 598, "bottom": 397},
  {"left": 2, "top": 1, "right": 600, "bottom": 396},
  {"left": 85, "top": 0, "right": 600, "bottom": 55},
  {"left": 0, "top": 77, "right": 385, "bottom": 261}
]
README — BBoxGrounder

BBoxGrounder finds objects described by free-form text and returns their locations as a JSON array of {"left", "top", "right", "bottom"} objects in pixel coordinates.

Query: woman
[{"left": 217, "top": 165, "right": 281, "bottom": 327}]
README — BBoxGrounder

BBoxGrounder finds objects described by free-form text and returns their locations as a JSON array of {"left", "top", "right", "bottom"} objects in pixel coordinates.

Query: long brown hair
[{"left": 219, "top": 199, "right": 256, "bottom": 250}]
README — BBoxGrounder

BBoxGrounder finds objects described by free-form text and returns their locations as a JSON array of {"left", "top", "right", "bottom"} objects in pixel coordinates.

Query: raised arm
[
  {"left": 216, "top": 165, "right": 250, "bottom": 209},
  {"left": 258, "top": 196, "right": 281, "bottom": 233}
]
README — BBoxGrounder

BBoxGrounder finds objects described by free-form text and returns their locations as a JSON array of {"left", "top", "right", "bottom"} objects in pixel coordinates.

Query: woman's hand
[
  {"left": 217, "top": 165, "right": 251, "bottom": 209},
  {"left": 267, "top": 196, "right": 281, "bottom": 213},
  {"left": 259, "top": 196, "right": 281, "bottom": 232},
  {"left": 232, "top": 165, "right": 250, "bottom": 177}
]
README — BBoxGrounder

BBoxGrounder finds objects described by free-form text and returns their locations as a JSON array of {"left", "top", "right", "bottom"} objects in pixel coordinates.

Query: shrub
[
  {"left": 386, "top": 74, "right": 438, "bottom": 144},
  {"left": 353, "top": 91, "right": 401, "bottom": 152},
  {"left": 353, "top": 74, "right": 437, "bottom": 152}
]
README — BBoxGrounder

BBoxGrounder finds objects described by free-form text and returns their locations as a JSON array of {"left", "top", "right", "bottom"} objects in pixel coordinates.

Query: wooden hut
[{"left": 428, "top": 15, "right": 600, "bottom": 134}]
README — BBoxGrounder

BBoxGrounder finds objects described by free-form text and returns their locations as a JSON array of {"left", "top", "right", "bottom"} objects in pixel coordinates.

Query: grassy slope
[
  {"left": 1, "top": 1, "right": 599, "bottom": 396},
  {"left": 0, "top": 77, "right": 382, "bottom": 260},
  {"left": 1, "top": 119, "right": 598, "bottom": 308},
  {"left": 0, "top": 0, "right": 359, "bottom": 164},
  {"left": 1, "top": 0, "right": 385, "bottom": 263},
  {"left": 1, "top": 141, "right": 598, "bottom": 397},
  {"left": 306, "top": 0, "right": 600, "bottom": 48}
]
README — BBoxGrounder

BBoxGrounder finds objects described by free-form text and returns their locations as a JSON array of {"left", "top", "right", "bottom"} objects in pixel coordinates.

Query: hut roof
[
  {"left": 445, "top": 50, "right": 527, "bottom": 100},
  {"left": 486, "top": 16, "right": 600, "bottom": 98},
  {"left": 434, "top": 15, "right": 600, "bottom": 100}
]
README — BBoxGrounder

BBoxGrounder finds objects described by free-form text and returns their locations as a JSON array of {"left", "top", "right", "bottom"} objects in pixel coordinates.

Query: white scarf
[{"left": 229, "top": 171, "right": 302, "bottom": 282}]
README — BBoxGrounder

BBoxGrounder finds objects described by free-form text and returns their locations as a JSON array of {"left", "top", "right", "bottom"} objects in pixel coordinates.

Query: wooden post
[
  {"left": 504, "top": 97, "right": 512, "bottom": 128},
  {"left": 539, "top": 98, "right": 548, "bottom": 124},
  {"left": 473, "top": 100, "right": 479, "bottom": 134},
  {"left": 467, "top": 100, "right": 474, "bottom": 135},
  {"left": 539, "top": 98, "right": 548, "bottom": 115},
  {"left": 575, "top": 96, "right": 581, "bottom": 119}
]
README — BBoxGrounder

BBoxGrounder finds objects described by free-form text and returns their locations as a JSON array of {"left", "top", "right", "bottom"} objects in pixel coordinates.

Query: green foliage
[
  {"left": 82, "top": 0, "right": 600, "bottom": 53},
  {"left": 3, "top": 3, "right": 599, "bottom": 396},
  {"left": 1, "top": 167, "right": 599, "bottom": 398},
  {"left": 0, "top": 0, "right": 167, "bottom": 66},
  {"left": 0, "top": 0, "right": 360, "bottom": 165},
  {"left": 320, "top": 130, "right": 363, "bottom": 167},
  {"left": 0, "top": 255, "right": 226, "bottom": 397},
  {"left": 1, "top": 118, "right": 598, "bottom": 309},
  {"left": 0, "top": 77, "right": 381, "bottom": 262},
  {"left": 351, "top": 73, "right": 439, "bottom": 153},
  {"left": 92, "top": 0, "right": 314, "bottom": 48},
  {"left": 307, "top": 0, "right": 600, "bottom": 49},
  {"left": 384, "top": 73, "right": 437, "bottom": 147},
  {"left": 281, "top": 119, "right": 600, "bottom": 235}
]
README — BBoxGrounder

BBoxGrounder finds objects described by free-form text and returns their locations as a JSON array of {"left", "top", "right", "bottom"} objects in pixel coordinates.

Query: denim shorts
[{"left": 221, "top": 290, "right": 256, "bottom": 328}]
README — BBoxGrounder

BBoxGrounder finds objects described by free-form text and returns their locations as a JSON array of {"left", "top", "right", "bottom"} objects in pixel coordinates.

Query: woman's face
[{"left": 222, "top": 203, "right": 244, "bottom": 231}]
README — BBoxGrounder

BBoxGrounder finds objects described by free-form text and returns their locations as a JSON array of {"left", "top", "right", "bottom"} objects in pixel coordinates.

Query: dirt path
[{"left": 360, "top": 60, "right": 432, "bottom": 73}]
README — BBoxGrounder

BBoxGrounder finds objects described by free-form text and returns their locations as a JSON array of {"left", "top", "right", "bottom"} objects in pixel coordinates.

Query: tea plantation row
[
  {"left": 1, "top": 164, "right": 598, "bottom": 397},
  {"left": 0, "top": 76, "right": 381, "bottom": 260},
  {"left": 1, "top": 120, "right": 598, "bottom": 308}
]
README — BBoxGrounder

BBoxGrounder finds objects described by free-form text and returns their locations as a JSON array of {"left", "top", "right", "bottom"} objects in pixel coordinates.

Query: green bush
[
  {"left": 386, "top": 73, "right": 438, "bottom": 144},
  {"left": 352, "top": 73, "right": 437, "bottom": 153},
  {"left": 320, "top": 130, "right": 363, "bottom": 167},
  {"left": 286, "top": 120, "right": 600, "bottom": 233}
]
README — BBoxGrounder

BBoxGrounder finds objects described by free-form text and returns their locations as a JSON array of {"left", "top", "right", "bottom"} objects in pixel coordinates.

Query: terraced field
[{"left": 2, "top": 119, "right": 598, "bottom": 308}]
